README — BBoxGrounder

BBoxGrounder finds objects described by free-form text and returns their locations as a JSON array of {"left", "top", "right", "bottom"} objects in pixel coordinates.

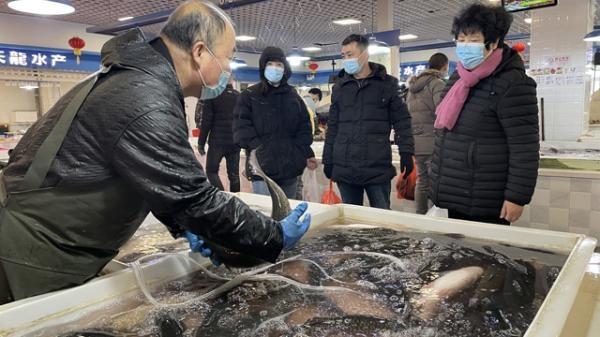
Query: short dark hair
[
  {"left": 308, "top": 88, "right": 322, "bottom": 101},
  {"left": 342, "top": 34, "right": 369, "bottom": 50},
  {"left": 428, "top": 53, "right": 449, "bottom": 71},
  {"left": 451, "top": 4, "right": 513, "bottom": 47}
]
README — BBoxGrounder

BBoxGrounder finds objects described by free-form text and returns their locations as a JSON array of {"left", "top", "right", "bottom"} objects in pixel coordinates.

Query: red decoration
[
  {"left": 308, "top": 63, "right": 319, "bottom": 75},
  {"left": 512, "top": 42, "right": 527, "bottom": 54},
  {"left": 68, "top": 36, "right": 86, "bottom": 64}
]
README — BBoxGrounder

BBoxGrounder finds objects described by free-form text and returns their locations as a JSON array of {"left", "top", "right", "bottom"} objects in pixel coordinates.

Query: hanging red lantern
[
  {"left": 68, "top": 36, "right": 86, "bottom": 64},
  {"left": 512, "top": 42, "right": 527, "bottom": 54},
  {"left": 308, "top": 63, "right": 319, "bottom": 74}
]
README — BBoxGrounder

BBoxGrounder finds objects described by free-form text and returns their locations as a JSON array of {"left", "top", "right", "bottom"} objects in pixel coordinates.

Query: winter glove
[
  {"left": 198, "top": 144, "right": 206, "bottom": 156},
  {"left": 324, "top": 164, "right": 333, "bottom": 179},
  {"left": 281, "top": 202, "right": 311, "bottom": 250},
  {"left": 184, "top": 231, "right": 221, "bottom": 266},
  {"left": 400, "top": 152, "right": 414, "bottom": 179}
]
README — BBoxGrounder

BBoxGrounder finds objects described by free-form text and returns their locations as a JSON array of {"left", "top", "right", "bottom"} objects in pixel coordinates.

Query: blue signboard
[
  {"left": 0, "top": 43, "right": 101, "bottom": 73},
  {"left": 399, "top": 61, "right": 457, "bottom": 82}
]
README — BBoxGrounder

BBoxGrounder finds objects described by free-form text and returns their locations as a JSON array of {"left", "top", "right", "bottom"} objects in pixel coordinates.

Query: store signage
[
  {"left": 399, "top": 61, "right": 457, "bottom": 82},
  {"left": 0, "top": 44, "right": 101, "bottom": 72}
]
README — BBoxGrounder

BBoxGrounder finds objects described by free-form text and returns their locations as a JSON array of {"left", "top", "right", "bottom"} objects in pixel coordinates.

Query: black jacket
[
  {"left": 3, "top": 29, "right": 283, "bottom": 262},
  {"left": 198, "top": 84, "right": 240, "bottom": 149},
  {"left": 323, "top": 63, "right": 414, "bottom": 185},
  {"left": 430, "top": 46, "right": 540, "bottom": 217},
  {"left": 233, "top": 47, "right": 314, "bottom": 182}
]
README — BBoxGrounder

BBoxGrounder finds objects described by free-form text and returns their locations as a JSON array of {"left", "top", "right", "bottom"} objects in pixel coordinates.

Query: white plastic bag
[
  {"left": 301, "top": 169, "right": 320, "bottom": 202},
  {"left": 426, "top": 205, "right": 448, "bottom": 218}
]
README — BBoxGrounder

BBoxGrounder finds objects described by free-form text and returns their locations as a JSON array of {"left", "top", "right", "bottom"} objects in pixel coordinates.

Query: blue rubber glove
[
  {"left": 281, "top": 202, "right": 311, "bottom": 250},
  {"left": 184, "top": 231, "right": 221, "bottom": 266}
]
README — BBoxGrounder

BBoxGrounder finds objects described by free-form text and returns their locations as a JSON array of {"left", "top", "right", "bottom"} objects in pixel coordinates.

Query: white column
[
  {"left": 376, "top": 0, "right": 399, "bottom": 78},
  {"left": 529, "top": 0, "right": 594, "bottom": 141}
]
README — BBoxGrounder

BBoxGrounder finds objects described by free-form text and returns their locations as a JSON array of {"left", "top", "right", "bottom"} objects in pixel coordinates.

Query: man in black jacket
[
  {"left": 0, "top": 0, "right": 310, "bottom": 303},
  {"left": 323, "top": 34, "right": 414, "bottom": 209},
  {"left": 198, "top": 83, "right": 241, "bottom": 192},
  {"left": 233, "top": 47, "right": 317, "bottom": 199}
]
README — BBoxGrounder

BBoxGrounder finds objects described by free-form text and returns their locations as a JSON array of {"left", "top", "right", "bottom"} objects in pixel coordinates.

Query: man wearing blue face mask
[
  {"left": 0, "top": 1, "right": 311, "bottom": 303},
  {"left": 234, "top": 47, "right": 317, "bottom": 198},
  {"left": 323, "top": 34, "right": 414, "bottom": 210}
]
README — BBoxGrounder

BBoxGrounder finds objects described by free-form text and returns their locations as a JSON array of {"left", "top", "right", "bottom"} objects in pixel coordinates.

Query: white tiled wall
[{"left": 529, "top": 0, "right": 593, "bottom": 141}]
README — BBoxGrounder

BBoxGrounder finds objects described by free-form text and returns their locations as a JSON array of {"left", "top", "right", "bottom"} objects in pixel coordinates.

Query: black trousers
[
  {"left": 205, "top": 145, "right": 241, "bottom": 193},
  {"left": 0, "top": 261, "right": 13, "bottom": 305},
  {"left": 448, "top": 209, "right": 510, "bottom": 226}
]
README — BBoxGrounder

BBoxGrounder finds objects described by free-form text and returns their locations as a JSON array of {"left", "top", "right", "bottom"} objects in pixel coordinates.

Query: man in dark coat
[
  {"left": 233, "top": 47, "right": 317, "bottom": 198},
  {"left": 323, "top": 34, "right": 415, "bottom": 210},
  {"left": 0, "top": 0, "right": 310, "bottom": 303},
  {"left": 198, "top": 83, "right": 241, "bottom": 192}
]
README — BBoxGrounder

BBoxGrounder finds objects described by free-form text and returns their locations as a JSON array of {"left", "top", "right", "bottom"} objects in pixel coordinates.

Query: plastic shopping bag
[
  {"left": 321, "top": 180, "right": 342, "bottom": 205},
  {"left": 396, "top": 157, "right": 417, "bottom": 200},
  {"left": 301, "top": 169, "right": 320, "bottom": 203},
  {"left": 426, "top": 205, "right": 448, "bottom": 218}
]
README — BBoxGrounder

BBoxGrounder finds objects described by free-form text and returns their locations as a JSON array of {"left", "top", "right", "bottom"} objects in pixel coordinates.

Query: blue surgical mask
[
  {"left": 264, "top": 65, "right": 284, "bottom": 83},
  {"left": 456, "top": 42, "right": 486, "bottom": 70},
  {"left": 343, "top": 58, "right": 361, "bottom": 75},
  {"left": 198, "top": 47, "right": 231, "bottom": 100}
]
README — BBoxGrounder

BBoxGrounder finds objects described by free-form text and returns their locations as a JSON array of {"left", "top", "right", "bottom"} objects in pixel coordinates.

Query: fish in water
[
  {"left": 201, "top": 148, "right": 292, "bottom": 268},
  {"left": 155, "top": 313, "right": 184, "bottom": 337}
]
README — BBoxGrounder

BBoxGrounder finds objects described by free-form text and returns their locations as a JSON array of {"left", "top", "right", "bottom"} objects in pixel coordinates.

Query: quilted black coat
[
  {"left": 3, "top": 29, "right": 283, "bottom": 262},
  {"left": 430, "top": 46, "right": 540, "bottom": 217}
]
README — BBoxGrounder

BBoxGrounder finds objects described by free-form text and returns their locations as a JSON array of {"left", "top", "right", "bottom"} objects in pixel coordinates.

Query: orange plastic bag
[
  {"left": 396, "top": 157, "right": 417, "bottom": 200},
  {"left": 321, "top": 180, "right": 342, "bottom": 205}
]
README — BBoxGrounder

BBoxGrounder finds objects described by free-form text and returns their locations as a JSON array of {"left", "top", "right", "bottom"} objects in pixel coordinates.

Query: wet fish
[
  {"left": 201, "top": 148, "right": 292, "bottom": 268},
  {"left": 155, "top": 313, "right": 184, "bottom": 337}
]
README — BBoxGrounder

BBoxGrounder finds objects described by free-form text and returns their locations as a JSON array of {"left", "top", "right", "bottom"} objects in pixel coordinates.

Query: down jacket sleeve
[
  {"left": 112, "top": 109, "right": 283, "bottom": 263},
  {"left": 389, "top": 79, "right": 415, "bottom": 154},
  {"left": 323, "top": 84, "right": 340, "bottom": 166},
  {"left": 295, "top": 95, "right": 315, "bottom": 159},
  {"left": 197, "top": 99, "right": 214, "bottom": 146},
  {"left": 497, "top": 76, "right": 540, "bottom": 206},
  {"left": 233, "top": 90, "right": 262, "bottom": 150}
]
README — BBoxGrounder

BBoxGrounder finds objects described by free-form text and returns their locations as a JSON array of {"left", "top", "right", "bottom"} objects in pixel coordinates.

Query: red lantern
[
  {"left": 68, "top": 36, "right": 86, "bottom": 64},
  {"left": 512, "top": 42, "right": 527, "bottom": 54},
  {"left": 308, "top": 63, "right": 319, "bottom": 74}
]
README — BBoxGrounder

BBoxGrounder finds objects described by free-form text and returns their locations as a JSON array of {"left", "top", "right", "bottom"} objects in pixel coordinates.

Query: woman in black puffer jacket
[
  {"left": 233, "top": 47, "right": 316, "bottom": 198},
  {"left": 430, "top": 4, "right": 539, "bottom": 225}
]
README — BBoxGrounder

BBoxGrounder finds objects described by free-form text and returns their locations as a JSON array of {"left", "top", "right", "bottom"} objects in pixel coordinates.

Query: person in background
[
  {"left": 0, "top": 1, "right": 311, "bottom": 304},
  {"left": 198, "top": 81, "right": 241, "bottom": 192},
  {"left": 234, "top": 47, "right": 318, "bottom": 198},
  {"left": 323, "top": 34, "right": 414, "bottom": 210},
  {"left": 430, "top": 4, "right": 539, "bottom": 225},
  {"left": 406, "top": 53, "right": 449, "bottom": 214}
]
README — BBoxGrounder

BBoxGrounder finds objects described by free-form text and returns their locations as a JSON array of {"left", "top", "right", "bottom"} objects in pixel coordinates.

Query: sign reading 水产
[
  {"left": 0, "top": 50, "right": 68, "bottom": 68},
  {"left": 0, "top": 44, "right": 101, "bottom": 72}
]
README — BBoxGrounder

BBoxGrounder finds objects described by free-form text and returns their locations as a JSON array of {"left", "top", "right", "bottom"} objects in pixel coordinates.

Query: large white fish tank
[{"left": 0, "top": 193, "right": 596, "bottom": 337}]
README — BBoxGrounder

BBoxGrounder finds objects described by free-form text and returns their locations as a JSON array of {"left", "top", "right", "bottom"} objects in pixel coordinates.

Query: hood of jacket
[
  {"left": 259, "top": 46, "right": 292, "bottom": 86},
  {"left": 408, "top": 69, "right": 444, "bottom": 93}
]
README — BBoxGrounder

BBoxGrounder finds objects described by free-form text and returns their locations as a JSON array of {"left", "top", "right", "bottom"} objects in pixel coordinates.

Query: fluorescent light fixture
[
  {"left": 118, "top": 16, "right": 134, "bottom": 22},
  {"left": 332, "top": 18, "right": 362, "bottom": 26},
  {"left": 399, "top": 34, "right": 418, "bottom": 41},
  {"left": 8, "top": 0, "right": 75, "bottom": 15},
  {"left": 229, "top": 57, "right": 247, "bottom": 70},
  {"left": 235, "top": 35, "right": 256, "bottom": 42},
  {"left": 524, "top": 18, "right": 532, "bottom": 24},
  {"left": 584, "top": 30, "right": 600, "bottom": 42},
  {"left": 368, "top": 36, "right": 390, "bottom": 56},
  {"left": 287, "top": 48, "right": 310, "bottom": 67},
  {"left": 19, "top": 84, "right": 39, "bottom": 90},
  {"left": 527, "top": 42, "right": 531, "bottom": 46},
  {"left": 302, "top": 46, "right": 322, "bottom": 52}
]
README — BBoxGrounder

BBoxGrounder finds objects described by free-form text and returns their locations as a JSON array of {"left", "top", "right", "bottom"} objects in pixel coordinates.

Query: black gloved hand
[
  {"left": 400, "top": 152, "right": 414, "bottom": 179},
  {"left": 324, "top": 164, "right": 333, "bottom": 179},
  {"left": 198, "top": 144, "right": 206, "bottom": 156}
]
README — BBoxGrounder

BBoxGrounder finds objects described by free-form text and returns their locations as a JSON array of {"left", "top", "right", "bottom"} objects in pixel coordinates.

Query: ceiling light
[
  {"left": 236, "top": 35, "right": 256, "bottom": 42},
  {"left": 524, "top": 18, "right": 532, "bottom": 24},
  {"left": 332, "top": 18, "right": 362, "bottom": 26},
  {"left": 368, "top": 36, "right": 390, "bottom": 56},
  {"left": 230, "top": 57, "right": 247, "bottom": 70},
  {"left": 286, "top": 47, "right": 310, "bottom": 67},
  {"left": 19, "top": 84, "right": 39, "bottom": 90},
  {"left": 399, "top": 34, "right": 418, "bottom": 41},
  {"left": 118, "top": 16, "right": 134, "bottom": 22},
  {"left": 302, "top": 46, "right": 322, "bottom": 52},
  {"left": 584, "top": 30, "right": 600, "bottom": 42},
  {"left": 8, "top": 0, "right": 75, "bottom": 15}
]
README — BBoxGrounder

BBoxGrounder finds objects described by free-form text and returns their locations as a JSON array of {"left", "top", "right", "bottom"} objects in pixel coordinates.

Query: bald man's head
[{"left": 161, "top": 0, "right": 234, "bottom": 52}]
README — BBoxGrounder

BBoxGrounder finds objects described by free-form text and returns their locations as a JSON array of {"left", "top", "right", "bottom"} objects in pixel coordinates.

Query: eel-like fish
[{"left": 201, "top": 148, "right": 292, "bottom": 268}]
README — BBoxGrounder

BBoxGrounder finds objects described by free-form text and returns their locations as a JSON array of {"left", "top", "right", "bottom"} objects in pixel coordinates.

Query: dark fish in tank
[
  {"left": 201, "top": 148, "right": 292, "bottom": 268},
  {"left": 155, "top": 313, "right": 184, "bottom": 337}
]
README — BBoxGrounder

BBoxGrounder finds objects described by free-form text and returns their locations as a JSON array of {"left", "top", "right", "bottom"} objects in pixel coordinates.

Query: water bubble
[
  {"left": 344, "top": 318, "right": 351, "bottom": 324},
  {"left": 259, "top": 310, "right": 268, "bottom": 317},
  {"left": 390, "top": 295, "right": 399, "bottom": 302},
  {"left": 353, "top": 244, "right": 361, "bottom": 250},
  {"left": 343, "top": 246, "right": 353, "bottom": 252}
]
